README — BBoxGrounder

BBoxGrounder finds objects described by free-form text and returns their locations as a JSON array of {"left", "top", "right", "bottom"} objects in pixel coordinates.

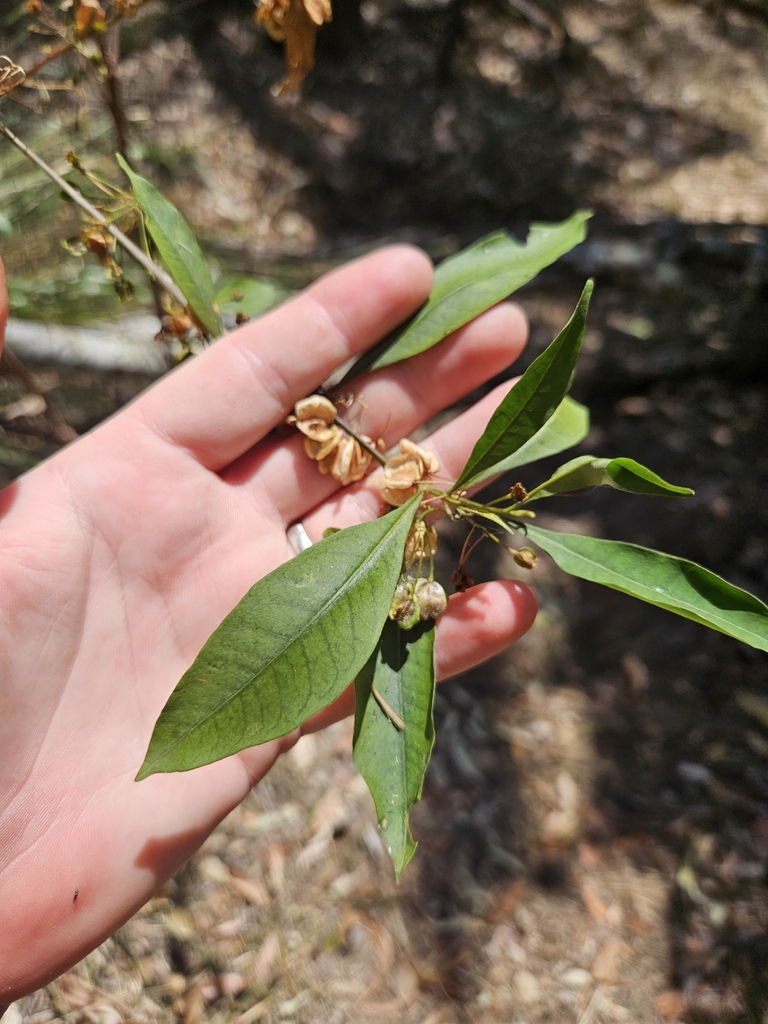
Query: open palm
[{"left": 0, "top": 247, "right": 536, "bottom": 1001}]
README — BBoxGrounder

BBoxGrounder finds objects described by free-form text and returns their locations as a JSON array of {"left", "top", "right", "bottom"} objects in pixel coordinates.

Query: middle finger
[{"left": 222, "top": 301, "right": 528, "bottom": 523}]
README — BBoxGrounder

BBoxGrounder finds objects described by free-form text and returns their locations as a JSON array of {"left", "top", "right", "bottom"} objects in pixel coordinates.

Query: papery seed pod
[
  {"left": 414, "top": 578, "right": 448, "bottom": 620},
  {"left": 300, "top": 418, "right": 338, "bottom": 442},
  {"left": 400, "top": 438, "right": 440, "bottom": 475},
  {"left": 377, "top": 480, "right": 420, "bottom": 507},
  {"left": 293, "top": 394, "right": 336, "bottom": 423},
  {"left": 304, "top": 427, "right": 342, "bottom": 463},
  {"left": 331, "top": 435, "right": 372, "bottom": 485}
]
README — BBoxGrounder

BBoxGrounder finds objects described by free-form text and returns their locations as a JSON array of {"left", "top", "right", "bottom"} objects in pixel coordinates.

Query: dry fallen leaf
[
  {"left": 580, "top": 884, "right": 608, "bottom": 923},
  {"left": 591, "top": 936, "right": 631, "bottom": 984},
  {"left": 229, "top": 875, "right": 270, "bottom": 908},
  {"left": 654, "top": 990, "right": 686, "bottom": 1019}
]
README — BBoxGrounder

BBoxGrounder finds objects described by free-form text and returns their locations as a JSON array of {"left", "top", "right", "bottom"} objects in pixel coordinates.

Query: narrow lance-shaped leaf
[
  {"left": 137, "top": 496, "right": 420, "bottom": 779},
  {"left": 117, "top": 154, "right": 222, "bottom": 338},
  {"left": 525, "top": 455, "right": 694, "bottom": 501},
  {"left": 454, "top": 280, "right": 593, "bottom": 492},
  {"left": 525, "top": 525, "right": 768, "bottom": 653},
  {"left": 342, "top": 211, "right": 591, "bottom": 382},
  {"left": 461, "top": 396, "right": 589, "bottom": 493},
  {"left": 353, "top": 619, "right": 436, "bottom": 879}
]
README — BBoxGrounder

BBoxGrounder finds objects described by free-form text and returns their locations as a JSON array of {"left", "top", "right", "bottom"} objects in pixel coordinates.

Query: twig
[
  {"left": 371, "top": 685, "right": 406, "bottom": 730},
  {"left": 24, "top": 40, "right": 74, "bottom": 78},
  {"left": 98, "top": 24, "right": 130, "bottom": 159},
  {"left": 334, "top": 413, "right": 387, "bottom": 466},
  {"left": 0, "top": 345, "right": 77, "bottom": 444},
  {"left": 0, "top": 120, "right": 188, "bottom": 309},
  {"left": 577, "top": 984, "right": 605, "bottom": 1024}
]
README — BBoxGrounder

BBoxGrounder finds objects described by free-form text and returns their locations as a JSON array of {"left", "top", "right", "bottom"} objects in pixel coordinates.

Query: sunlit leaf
[
  {"left": 216, "top": 275, "right": 291, "bottom": 319},
  {"left": 454, "top": 281, "right": 593, "bottom": 492},
  {"left": 526, "top": 455, "right": 694, "bottom": 501},
  {"left": 353, "top": 619, "right": 435, "bottom": 878},
  {"left": 460, "top": 396, "right": 589, "bottom": 492},
  {"left": 137, "top": 496, "right": 420, "bottom": 779},
  {"left": 342, "top": 211, "right": 591, "bottom": 382},
  {"left": 116, "top": 154, "right": 222, "bottom": 337},
  {"left": 526, "top": 525, "right": 768, "bottom": 652}
]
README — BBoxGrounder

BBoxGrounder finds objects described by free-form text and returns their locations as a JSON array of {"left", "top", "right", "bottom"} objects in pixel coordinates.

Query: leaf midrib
[
  {"left": 458, "top": 365, "right": 552, "bottom": 486},
  {"left": 406, "top": 230, "right": 580, "bottom": 337},
  {"left": 149, "top": 509, "right": 412, "bottom": 765},
  {"left": 533, "top": 531, "right": 768, "bottom": 646}
]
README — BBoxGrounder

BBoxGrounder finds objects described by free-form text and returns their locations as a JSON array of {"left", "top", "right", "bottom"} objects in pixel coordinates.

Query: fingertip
[
  {"left": 353, "top": 243, "right": 434, "bottom": 309},
  {"left": 434, "top": 578, "right": 538, "bottom": 680}
]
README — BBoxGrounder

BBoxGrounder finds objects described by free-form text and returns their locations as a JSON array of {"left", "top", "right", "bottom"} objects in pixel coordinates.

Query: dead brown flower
[
  {"left": 0, "top": 56, "right": 26, "bottom": 97},
  {"left": 74, "top": 0, "right": 106, "bottom": 38},
  {"left": 287, "top": 394, "right": 372, "bottom": 485},
  {"left": 372, "top": 438, "right": 440, "bottom": 507},
  {"left": 256, "top": 0, "right": 332, "bottom": 94}
]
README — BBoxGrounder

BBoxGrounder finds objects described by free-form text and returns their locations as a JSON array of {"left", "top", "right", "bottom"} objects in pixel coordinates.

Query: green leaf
[
  {"left": 353, "top": 619, "right": 435, "bottom": 878},
  {"left": 603, "top": 458, "right": 694, "bottom": 497},
  {"left": 526, "top": 525, "right": 768, "bottom": 652},
  {"left": 137, "top": 497, "right": 420, "bottom": 779},
  {"left": 342, "top": 211, "right": 591, "bottom": 381},
  {"left": 526, "top": 455, "right": 694, "bottom": 501},
  {"left": 216, "top": 275, "right": 291, "bottom": 319},
  {"left": 116, "top": 154, "right": 222, "bottom": 337},
  {"left": 454, "top": 280, "right": 593, "bottom": 492},
  {"left": 460, "top": 396, "right": 589, "bottom": 491}
]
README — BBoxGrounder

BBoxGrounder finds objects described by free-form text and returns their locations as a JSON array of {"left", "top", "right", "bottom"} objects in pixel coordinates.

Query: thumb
[{"left": 0, "top": 257, "right": 7, "bottom": 356}]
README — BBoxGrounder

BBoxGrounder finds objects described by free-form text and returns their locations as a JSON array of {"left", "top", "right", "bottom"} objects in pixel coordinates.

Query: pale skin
[{"left": 0, "top": 247, "right": 537, "bottom": 1003}]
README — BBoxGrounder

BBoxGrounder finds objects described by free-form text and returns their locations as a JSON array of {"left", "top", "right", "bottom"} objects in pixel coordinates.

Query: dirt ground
[{"left": 2, "top": 3, "right": 768, "bottom": 1022}]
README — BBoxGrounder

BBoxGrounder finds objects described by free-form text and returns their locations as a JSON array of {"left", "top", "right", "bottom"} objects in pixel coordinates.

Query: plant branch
[
  {"left": 0, "top": 120, "right": 188, "bottom": 309},
  {"left": 0, "top": 345, "right": 77, "bottom": 444},
  {"left": 334, "top": 414, "right": 387, "bottom": 465},
  {"left": 98, "top": 24, "right": 130, "bottom": 160},
  {"left": 24, "top": 40, "right": 74, "bottom": 78}
]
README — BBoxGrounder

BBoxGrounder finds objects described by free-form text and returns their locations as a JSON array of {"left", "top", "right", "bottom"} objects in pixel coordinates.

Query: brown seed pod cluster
[
  {"left": 287, "top": 395, "right": 373, "bottom": 486},
  {"left": 372, "top": 438, "right": 440, "bottom": 507}
]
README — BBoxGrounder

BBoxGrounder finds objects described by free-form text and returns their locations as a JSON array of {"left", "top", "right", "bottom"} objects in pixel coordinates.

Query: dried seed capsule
[
  {"left": 389, "top": 578, "right": 421, "bottom": 629},
  {"left": 414, "top": 578, "right": 448, "bottom": 620},
  {"left": 512, "top": 546, "right": 538, "bottom": 570}
]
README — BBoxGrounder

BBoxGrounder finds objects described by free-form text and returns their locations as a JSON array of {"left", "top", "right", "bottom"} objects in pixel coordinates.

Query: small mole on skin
[{"left": 73, "top": 889, "right": 79, "bottom": 902}]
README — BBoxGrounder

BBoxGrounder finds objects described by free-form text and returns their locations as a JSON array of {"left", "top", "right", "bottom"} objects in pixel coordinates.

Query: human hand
[{"left": 0, "top": 246, "right": 537, "bottom": 1000}]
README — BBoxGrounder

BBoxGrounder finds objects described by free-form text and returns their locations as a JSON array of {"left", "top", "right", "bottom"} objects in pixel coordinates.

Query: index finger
[{"left": 132, "top": 245, "right": 433, "bottom": 471}]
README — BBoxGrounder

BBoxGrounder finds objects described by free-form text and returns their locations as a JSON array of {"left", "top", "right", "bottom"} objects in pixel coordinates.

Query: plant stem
[
  {"left": 0, "top": 345, "right": 77, "bottom": 445},
  {"left": 23, "top": 40, "right": 74, "bottom": 78},
  {"left": 334, "top": 414, "right": 387, "bottom": 466},
  {"left": 98, "top": 24, "right": 130, "bottom": 160},
  {"left": 0, "top": 120, "right": 188, "bottom": 309}
]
